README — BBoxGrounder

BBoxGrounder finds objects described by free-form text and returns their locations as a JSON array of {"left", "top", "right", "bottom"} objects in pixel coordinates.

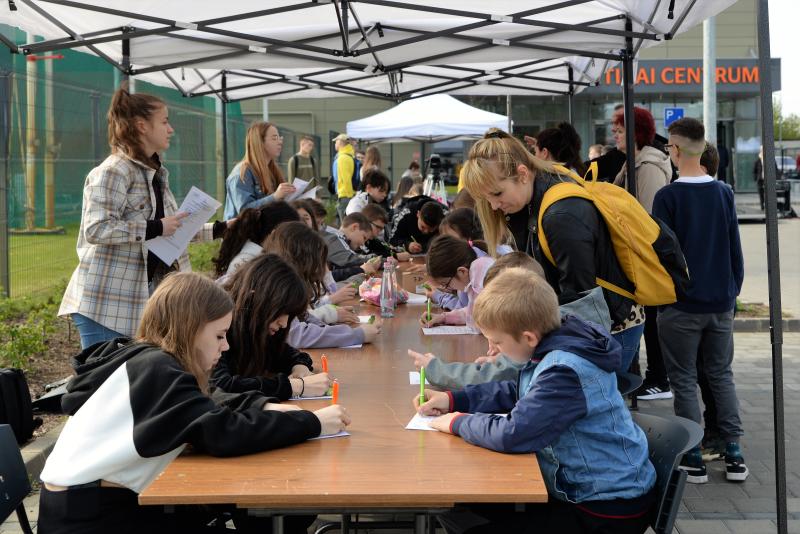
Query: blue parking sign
[{"left": 664, "top": 107, "right": 684, "bottom": 127}]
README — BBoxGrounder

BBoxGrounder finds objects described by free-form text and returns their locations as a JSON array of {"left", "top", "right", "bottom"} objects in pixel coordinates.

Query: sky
[{"left": 770, "top": 2, "right": 800, "bottom": 116}]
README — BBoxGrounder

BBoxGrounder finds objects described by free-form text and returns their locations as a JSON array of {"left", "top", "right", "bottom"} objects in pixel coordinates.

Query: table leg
[
  {"left": 272, "top": 515, "right": 284, "bottom": 534},
  {"left": 415, "top": 513, "right": 427, "bottom": 534},
  {"left": 341, "top": 513, "right": 351, "bottom": 534}
]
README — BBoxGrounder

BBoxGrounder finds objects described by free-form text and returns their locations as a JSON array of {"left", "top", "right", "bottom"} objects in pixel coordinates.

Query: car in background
[{"left": 776, "top": 155, "right": 798, "bottom": 179}]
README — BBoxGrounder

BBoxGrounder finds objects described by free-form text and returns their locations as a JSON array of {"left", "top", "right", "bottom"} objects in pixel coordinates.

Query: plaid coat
[{"left": 59, "top": 154, "right": 213, "bottom": 336}]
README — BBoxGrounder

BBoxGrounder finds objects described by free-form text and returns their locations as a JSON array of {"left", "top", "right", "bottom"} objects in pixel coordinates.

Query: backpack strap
[{"left": 537, "top": 171, "right": 637, "bottom": 303}]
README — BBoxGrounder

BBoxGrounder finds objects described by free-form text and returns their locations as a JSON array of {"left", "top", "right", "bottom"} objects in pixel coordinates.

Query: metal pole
[
  {"left": 567, "top": 65, "right": 574, "bottom": 124},
  {"left": 221, "top": 72, "right": 229, "bottom": 178},
  {"left": 0, "top": 70, "right": 10, "bottom": 296},
  {"left": 506, "top": 94, "right": 512, "bottom": 133},
  {"left": 121, "top": 35, "right": 130, "bottom": 84},
  {"left": 756, "top": 2, "right": 787, "bottom": 533},
  {"left": 44, "top": 57, "right": 55, "bottom": 228},
  {"left": 24, "top": 32, "right": 36, "bottom": 230},
  {"left": 621, "top": 18, "right": 637, "bottom": 197},
  {"left": 262, "top": 97, "right": 269, "bottom": 121},
  {"left": 703, "top": 17, "right": 717, "bottom": 146}
]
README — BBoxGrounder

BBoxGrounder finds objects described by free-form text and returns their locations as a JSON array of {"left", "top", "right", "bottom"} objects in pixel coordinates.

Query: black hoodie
[{"left": 41, "top": 339, "right": 320, "bottom": 493}]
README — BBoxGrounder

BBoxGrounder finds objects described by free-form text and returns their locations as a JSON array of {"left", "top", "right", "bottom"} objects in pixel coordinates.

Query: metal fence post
[{"left": 0, "top": 69, "right": 11, "bottom": 297}]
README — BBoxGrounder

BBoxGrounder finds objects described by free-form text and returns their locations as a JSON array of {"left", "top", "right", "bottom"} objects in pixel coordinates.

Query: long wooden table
[{"left": 139, "top": 288, "right": 547, "bottom": 530}]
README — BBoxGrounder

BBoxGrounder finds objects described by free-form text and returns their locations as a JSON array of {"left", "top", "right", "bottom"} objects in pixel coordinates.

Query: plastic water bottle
[{"left": 380, "top": 260, "right": 396, "bottom": 318}]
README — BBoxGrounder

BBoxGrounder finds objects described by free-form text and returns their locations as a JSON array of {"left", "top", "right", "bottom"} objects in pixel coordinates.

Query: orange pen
[
  {"left": 332, "top": 379, "right": 339, "bottom": 405},
  {"left": 321, "top": 354, "right": 329, "bottom": 373}
]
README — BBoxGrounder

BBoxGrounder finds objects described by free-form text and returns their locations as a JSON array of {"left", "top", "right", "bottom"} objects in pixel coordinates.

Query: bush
[{"left": 0, "top": 282, "right": 63, "bottom": 370}]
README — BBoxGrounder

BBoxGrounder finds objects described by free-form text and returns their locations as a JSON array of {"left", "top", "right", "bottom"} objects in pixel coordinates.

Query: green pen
[
  {"left": 419, "top": 366, "right": 426, "bottom": 404},
  {"left": 410, "top": 235, "right": 419, "bottom": 244},
  {"left": 368, "top": 315, "right": 376, "bottom": 324},
  {"left": 426, "top": 297, "right": 431, "bottom": 323}
]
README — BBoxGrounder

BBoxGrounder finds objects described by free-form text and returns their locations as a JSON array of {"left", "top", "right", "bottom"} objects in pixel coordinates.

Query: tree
[{"left": 773, "top": 97, "right": 800, "bottom": 141}]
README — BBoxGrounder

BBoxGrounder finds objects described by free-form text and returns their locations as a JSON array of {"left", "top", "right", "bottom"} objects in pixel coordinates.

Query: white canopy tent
[
  {"left": 0, "top": 3, "right": 790, "bottom": 531},
  {"left": 0, "top": 1, "right": 736, "bottom": 102},
  {"left": 346, "top": 93, "right": 508, "bottom": 142}
]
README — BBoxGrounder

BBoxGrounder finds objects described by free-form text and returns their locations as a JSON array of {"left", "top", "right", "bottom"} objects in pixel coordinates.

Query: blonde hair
[
  {"left": 240, "top": 121, "right": 285, "bottom": 195},
  {"left": 484, "top": 251, "right": 545, "bottom": 286},
  {"left": 136, "top": 272, "right": 233, "bottom": 394},
  {"left": 473, "top": 267, "right": 560, "bottom": 339},
  {"left": 462, "top": 128, "right": 557, "bottom": 256}
]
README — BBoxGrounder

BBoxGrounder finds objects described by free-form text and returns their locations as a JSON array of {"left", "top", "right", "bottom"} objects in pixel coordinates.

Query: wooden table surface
[{"left": 139, "top": 289, "right": 547, "bottom": 509}]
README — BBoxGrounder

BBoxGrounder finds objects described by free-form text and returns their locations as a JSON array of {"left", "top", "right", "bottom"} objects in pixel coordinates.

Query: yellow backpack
[{"left": 537, "top": 163, "right": 689, "bottom": 306}]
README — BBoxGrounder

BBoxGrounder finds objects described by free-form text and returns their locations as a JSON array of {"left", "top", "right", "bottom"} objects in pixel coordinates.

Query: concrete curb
[
  {"left": 733, "top": 318, "right": 800, "bottom": 333},
  {"left": 22, "top": 421, "right": 64, "bottom": 481}
]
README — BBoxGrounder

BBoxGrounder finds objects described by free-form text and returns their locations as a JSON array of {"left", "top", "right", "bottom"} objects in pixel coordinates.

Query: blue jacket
[
  {"left": 224, "top": 163, "right": 276, "bottom": 220},
  {"left": 451, "top": 316, "right": 655, "bottom": 505}
]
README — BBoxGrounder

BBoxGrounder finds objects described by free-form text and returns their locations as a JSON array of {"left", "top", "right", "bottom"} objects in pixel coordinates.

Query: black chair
[
  {"left": 632, "top": 413, "right": 703, "bottom": 534},
  {"left": 616, "top": 372, "right": 644, "bottom": 396},
  {"left": 0, "top": 424, "right": 34, "bottom": 533}
]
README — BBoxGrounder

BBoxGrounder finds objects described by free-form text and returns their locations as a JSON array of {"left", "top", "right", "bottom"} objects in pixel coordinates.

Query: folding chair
[
  {"left": 632, "top": 412, "right": 703, "bottom": 534},
  {"left": 616, "top": 371, "right": 644, "bottom": 396},
  {"left": 0, "top": 424, "right": 34, "bottom": 533}
]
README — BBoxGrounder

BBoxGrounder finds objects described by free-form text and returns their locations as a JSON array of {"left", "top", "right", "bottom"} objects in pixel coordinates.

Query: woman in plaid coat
[{"left": 59, "top": 85, "right": 225, "bottom": 349}]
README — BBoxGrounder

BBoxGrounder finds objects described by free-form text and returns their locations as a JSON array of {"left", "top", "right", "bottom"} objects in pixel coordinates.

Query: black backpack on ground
[{"left": 0, "top": 369, "right": 41, "bottom": 444}]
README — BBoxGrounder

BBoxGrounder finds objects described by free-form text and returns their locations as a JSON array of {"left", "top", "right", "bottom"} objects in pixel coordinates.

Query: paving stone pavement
[{"left": 3, "top": 332, "right": 798, "bottom": 533}]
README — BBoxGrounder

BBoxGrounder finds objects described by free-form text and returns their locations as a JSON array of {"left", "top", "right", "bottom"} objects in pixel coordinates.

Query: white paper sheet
[
  {"left": 405, "top": 413, "right": 439, "bottom": 431},
  {"left": 298, "top": 186, "right": 319, "bottom": 200},
  {"left": 308, "top": 430, "right": 350, "bottom": 440},
  {"left": 422, "top": 325, "right": 479, "bottom": 335},
  {"left": 285, "top": 178, "right": 310, "bottom": 202},
  {"left": 147, "top": 186, "right": 221, "bottom": 266},
  {"left": 340, "top": 343, "right": 363, "bottom": 349},
  {"left": 405, "top": 292, "right": 428, "bottom": 305},
  {"left": 290, "top": 395, "right": 333, "bottom": 400},
  {"left": 408, "top": 371, "right": 430, "bottom": 385},
  {"left": 358, "top": 315, "right": 375, "bottom": 324}
]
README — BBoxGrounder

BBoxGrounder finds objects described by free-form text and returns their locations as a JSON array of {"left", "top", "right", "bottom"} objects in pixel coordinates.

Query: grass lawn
[{"left": 9, "top": 223, "right": 80, "bottom": 297}]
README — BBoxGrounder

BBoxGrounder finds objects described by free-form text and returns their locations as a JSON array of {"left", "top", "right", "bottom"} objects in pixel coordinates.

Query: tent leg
[
  {"left": 756, "top": 2, "right": 787, "bottom": 533},
  {"left": 621, "top": 18, "right": 636, "bottom": 198},
  {"left": 221, "top": 72, "right": 229, "bottom": 177}
]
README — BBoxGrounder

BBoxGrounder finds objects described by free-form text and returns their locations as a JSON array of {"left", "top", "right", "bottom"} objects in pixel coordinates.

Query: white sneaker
[{"left": 636, "top": 385, "right": 673, "bottom": 400}]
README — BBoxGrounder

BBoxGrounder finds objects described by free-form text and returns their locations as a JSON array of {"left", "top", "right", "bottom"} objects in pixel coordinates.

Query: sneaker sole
[
  {"left": 726, "top": 468, "right": 749, "bottom": 482},
  {"left": 636, "top": 391, "right": 674, "bottom": 400},
  {"left": 678, "top": 466, "right": 708, "bottom": 484}
]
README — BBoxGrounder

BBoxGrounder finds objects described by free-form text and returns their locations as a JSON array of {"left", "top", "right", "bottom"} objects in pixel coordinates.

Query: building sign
[
  {"left": 664, "top": 107, "right": 684, "bottom": 127},
  {"left": 590, "top": 58, "right": 781, "bottom": 95}
]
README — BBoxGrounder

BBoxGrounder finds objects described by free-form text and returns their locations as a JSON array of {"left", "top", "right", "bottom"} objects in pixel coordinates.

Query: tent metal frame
[{"left": 0, "top": 2, "right": 787, "bottom": 531}]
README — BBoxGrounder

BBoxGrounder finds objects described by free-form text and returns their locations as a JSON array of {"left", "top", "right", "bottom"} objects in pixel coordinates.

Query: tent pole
[
  {"left": 121, "top": 33, "right": 130, "bottom": 83},
  {"left": 506, "top": 95, "right": 512, "bottom": 133},
  {"left": 621, "top": 17, "right": 636, "bottom": 197},
  {"left": 567, "top": 65, "right": 574, "bottom": 124},
  {"left": 221, "top": 71, "right": 229, "bottom": 177},
  {"left": 756, "top": 2, "right": 787, "bottom": 532}
]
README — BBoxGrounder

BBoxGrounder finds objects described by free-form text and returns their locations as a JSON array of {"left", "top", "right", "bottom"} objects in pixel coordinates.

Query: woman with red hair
[{"left": 611, "top": 107, "right": 672, "bottom": 213}]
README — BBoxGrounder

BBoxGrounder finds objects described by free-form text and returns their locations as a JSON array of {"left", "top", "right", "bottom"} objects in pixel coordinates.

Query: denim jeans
[
  {"left": 71, "top": 314, "right": 123, "bottom": 350},
  {"left": 611, "top": 323, "right": 644, "bottom": 373}
]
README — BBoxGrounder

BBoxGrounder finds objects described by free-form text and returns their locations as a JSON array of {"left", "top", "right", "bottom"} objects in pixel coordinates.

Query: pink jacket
[{"left": 442, "top": 256, "right": 495, "bottom": 331}]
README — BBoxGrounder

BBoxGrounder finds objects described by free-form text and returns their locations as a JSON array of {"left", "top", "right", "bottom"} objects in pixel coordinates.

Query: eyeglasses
[
  {"left": 371, "top": 221, "right": 385, "bottom": 232},
  {"left": 439, "top": 276, "right": 456, "bottom": 294},
  {"left": 266, "top": 135, "right": 284, "bottom": 141}
]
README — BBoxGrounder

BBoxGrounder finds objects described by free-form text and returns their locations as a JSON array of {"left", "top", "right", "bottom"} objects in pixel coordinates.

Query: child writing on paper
[
  {"left": 266, "top": 222, "right": 381, "bottom": 349},
  {"left": 414, "top": 269, "right": 655, "bottom": 534},
  {"left": 411, "top": 253, "right": 613, "bottom": 390},
  {"left": 419, "top": 235, "right": 494, "bottom": 332},
  {"left": 323, "top": 212, "right": 383, "bottom": 282},
  {"left": 40, "top": 272, "right": 350, "bottom": 532},
  {"left": 212, "top": 253, "right": 334, "bottom": 399}
]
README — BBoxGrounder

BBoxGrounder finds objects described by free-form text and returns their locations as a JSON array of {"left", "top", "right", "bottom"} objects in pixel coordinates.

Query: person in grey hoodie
[{"left": 611, "top": 106, "right": 673, "bottom": 213}]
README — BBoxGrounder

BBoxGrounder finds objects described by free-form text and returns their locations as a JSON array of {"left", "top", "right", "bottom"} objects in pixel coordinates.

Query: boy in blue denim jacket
[{"left": 416, "top": 268, "right": 656, "bottom": 534}]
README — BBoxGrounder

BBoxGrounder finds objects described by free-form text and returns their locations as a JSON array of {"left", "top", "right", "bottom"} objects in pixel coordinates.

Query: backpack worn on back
[
  {"left": 538, "top": 164, "right": 689, "bottom": 306},
  {"left": 0, "top": 369, "right": 40, "bottom": 444}
]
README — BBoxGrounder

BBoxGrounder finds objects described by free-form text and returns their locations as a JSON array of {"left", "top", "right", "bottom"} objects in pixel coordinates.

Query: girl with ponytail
[
  {"left": 59, "top": 84, "right": 227, "bottom": 349},
  {"left": 534, "top": 122, "right": 587, "bottom": 176},
  {"left": 224, "top": 121, "right": 296, "bottom": 219}
]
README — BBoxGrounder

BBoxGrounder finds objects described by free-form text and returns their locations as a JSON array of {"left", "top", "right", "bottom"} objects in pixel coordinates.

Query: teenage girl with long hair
[
  {"left": 40, "top": 272, "right": 350, "bottom": 533},
  {"left": 224, "top": 121, "right": 296, "bottom": 219},
  {"left": 213, "top": 253, "right": 335, "bottom": 399},
  {"left": 59, "top": 84, "right": 227, "bottom": 349},
  {"left": 534, "top": 122, "right": 588, "bottom": 176},
  {"left": 265, "top": 222, "right": 381, "bottom": 349}
]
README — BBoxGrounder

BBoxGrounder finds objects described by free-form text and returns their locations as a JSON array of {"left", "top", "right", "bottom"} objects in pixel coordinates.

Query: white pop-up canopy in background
[{"left": 346, "top": 94, "right": 508, "bottom": 142}]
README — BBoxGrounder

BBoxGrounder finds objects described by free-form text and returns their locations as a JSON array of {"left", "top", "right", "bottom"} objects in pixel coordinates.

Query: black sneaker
[
  {"left": 636, "top": 384, "right": 673, "bottom": 400},
  {"left": 701, "top": 435, "right": 725, "bottom": 462},
  {"left": 679, "top": 448, "right": 708, "bottom": 484},
  {"left": 725, "top": 442, "right": 749, "bottom": 482}
]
